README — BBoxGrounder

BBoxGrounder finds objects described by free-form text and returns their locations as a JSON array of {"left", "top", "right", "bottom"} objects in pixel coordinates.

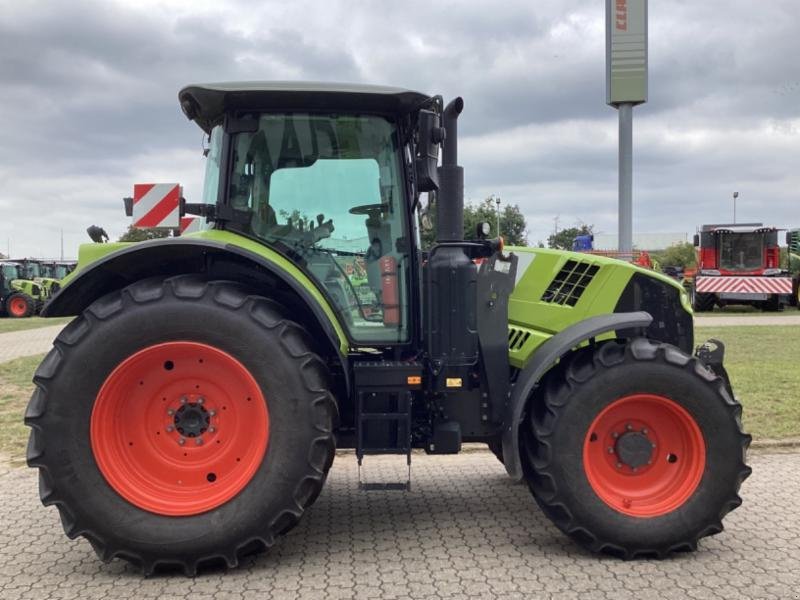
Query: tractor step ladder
[{"left": 356, "top": 389, "right": 413, "bottom": 491}]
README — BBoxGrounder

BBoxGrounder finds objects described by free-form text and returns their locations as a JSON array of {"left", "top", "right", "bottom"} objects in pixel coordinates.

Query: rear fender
[
  {"left": 44, "top": 237, "right": 349, "bottom": 362},
  {"left": 502, "top": 311, "right": 653, "bottom": 481}
]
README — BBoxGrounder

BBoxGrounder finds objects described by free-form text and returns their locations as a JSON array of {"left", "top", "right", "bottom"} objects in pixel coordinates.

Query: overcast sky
[{"left": 1, "top": 0, "right": 799, "bottom": 258}]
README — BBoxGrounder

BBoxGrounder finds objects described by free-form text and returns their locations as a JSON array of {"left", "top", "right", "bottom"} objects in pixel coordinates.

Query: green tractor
[
  {"left": 27, "top": 82, "right": 750, "bottom": 574},
  {"left": 35, "top": 260, "right": 69, "bottom": 298},
  {"left": 0, "top": 261, "right": 41, "bottom": 318}
]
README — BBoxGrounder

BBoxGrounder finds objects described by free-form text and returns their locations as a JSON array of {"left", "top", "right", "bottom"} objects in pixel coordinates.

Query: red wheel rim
[
  {"left": 8, "top": 297, "right": 27, "bottom": 317},
  {"left": 91, "top": 342, "right": 269, "bottom": 516},
  {"left": 583, "top": 394, "right": 705, "bottom": 517}
]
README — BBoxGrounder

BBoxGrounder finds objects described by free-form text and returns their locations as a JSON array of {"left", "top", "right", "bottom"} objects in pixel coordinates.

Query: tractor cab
[{"left": 180, "top": 83, "right": 440, "bottom": 345}]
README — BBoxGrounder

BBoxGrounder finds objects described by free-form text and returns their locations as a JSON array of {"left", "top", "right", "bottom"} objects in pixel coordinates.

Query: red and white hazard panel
[
  {"left": 696, "top": 276, "right": 793, "bottom": 294},
  {"left": 132, "top": 183, "right": 181, "bottom": 228},
  {"left": 179, "top": 216, "right": 204, "bottom": 235}
]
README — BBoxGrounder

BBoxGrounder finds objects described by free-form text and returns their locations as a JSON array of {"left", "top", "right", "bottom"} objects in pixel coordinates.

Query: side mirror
[
  {"left": 693, "top": 233, "right": 700, "bottom": 247},
  {"left": 415, "top": 110, "right": 444, "bottom": 192}
]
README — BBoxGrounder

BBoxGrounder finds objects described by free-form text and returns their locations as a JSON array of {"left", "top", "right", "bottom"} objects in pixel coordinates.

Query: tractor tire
[
  {"left": 691, "top": 286, "right": 715, "bottom": 312},
  {"left": 520, "top": 338, "right": 751, "bottom": 558},
  {"left": 25, "top": 276, "right": 337, "bottom": 575},
  {"left": 5, "top": 292, "right": 34, "bottom": 318}
]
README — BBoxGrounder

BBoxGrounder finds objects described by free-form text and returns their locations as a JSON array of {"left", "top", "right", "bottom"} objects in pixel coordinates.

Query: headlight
[
  {"left": 763, "top": 268, "right": 783, "bottom": 276},
  {"left": 700, "top": 269, "right": 721, "bottom": 276}
]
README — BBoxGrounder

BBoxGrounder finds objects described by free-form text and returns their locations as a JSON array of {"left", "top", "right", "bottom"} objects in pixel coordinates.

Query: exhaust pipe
[{"left": 436, "top": 97, "right": 464, "bottom": 242}]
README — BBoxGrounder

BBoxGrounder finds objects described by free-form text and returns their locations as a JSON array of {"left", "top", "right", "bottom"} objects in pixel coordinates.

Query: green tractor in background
[
  {"left": 788, "top": 229, "right": 800, "bottom": 306},
  {"left": 35, "top": 260, "right": 71, "bottom": 298},
  {"left": 27, "top": 82, "right": 750, "bottom": 574},
  {"left": 0, "top": 261, "right": 42, "bottom": 317}
]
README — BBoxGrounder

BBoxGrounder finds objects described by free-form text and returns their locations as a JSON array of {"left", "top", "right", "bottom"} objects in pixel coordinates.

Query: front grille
[
  {"left": 541, "top": 260, "right": 600, "bottom": 306},
  {"left": 508, "top": 327, "right": 531, "bottom": 350}
]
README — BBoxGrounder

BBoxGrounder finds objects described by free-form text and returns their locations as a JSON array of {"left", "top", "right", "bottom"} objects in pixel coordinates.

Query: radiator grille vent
[
  {"left": 541, "top": 260, "right": 600, "bottom": 306},
  {"left": 508, "top": 327, "right": 531, "bottom": 351}
]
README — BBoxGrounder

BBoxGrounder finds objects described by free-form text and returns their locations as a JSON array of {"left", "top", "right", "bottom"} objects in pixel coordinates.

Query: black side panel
[
  {"left": 477, "top": 253, "right": 518, "bottom": 423},
  {"left": 425, "top": 245, "right": 478, "bottom": 389},
  {"left": 615, "top": 273, "right": 693, "bottom": 354}
]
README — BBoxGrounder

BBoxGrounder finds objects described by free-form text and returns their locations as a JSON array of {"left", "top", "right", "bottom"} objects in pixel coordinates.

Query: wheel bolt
[
  {"left": 208, "top": 427, "right": 216, "bottom": 433},
  {"left": 167, "top": 409, "right": 174, "bottom": 416},
  {"left": 178, "top": 437, "right": 185, "bottom": 446},
  {"left": 625, "top": 424, "right": 633, "bottom": 431},
  {"left": 651, "top": 442, "right": 656, "bottom": 449},
  {"left": 642, "top": 428, "right": 648, "bottom": 434},
  {"left": 612, "top": 432, "right": 619, "bottom": 439},
  {"left": 166, "top": 425, "right": 174, "bottom": 433},
  {"left": 180, "top": 396, "right": 188, "bottom": 404},
  {"left": 209, "top": 410, "right": 216, "bottom": 417},
  {"left": 607, "top": 447, "right": 614, "bottom": 454},
  {"left": 632, "top": 467, "right": 638, "bottom": 473},
  {"left": 195, "top": 438, "right": 203, "bottom": 446},
  {"left": 197, "top": 397, "right": 204, "bottom": 405},
  {"left": 616, "top": 462, "right": 622, "bottom": 469}
]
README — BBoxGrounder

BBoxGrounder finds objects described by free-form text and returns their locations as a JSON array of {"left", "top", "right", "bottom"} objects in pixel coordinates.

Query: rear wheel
[
  {"left": 25, "top": 276, "right": 336, "bottom": 574},
  {"left": 521, "top": 338, "right": 751, "bottom": 558},
  {"left": 5, "top": 292, "right": 34, "bottom": 318}
]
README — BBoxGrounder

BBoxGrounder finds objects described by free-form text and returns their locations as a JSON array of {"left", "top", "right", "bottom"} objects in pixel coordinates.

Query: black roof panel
[{"left": 179, "top": 81, "right": 432, "bottom": 132}]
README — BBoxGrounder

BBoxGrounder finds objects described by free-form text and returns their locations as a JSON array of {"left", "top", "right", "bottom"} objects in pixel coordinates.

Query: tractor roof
[{"left": 179, "top": 81, "right": 432, "bottom": 133}]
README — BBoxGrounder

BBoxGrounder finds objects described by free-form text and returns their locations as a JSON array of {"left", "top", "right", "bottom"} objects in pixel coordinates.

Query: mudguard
[
  {"left": 43, "top": 237, "right": 349, "bottom": 359},
  {"left": 501, "top": 311, "right": 653, "bottom": 480}
]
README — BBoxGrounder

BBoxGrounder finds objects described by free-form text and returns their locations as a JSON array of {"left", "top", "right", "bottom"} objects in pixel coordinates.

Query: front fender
[{"left": 501, "top": 311, "right": 653, "bottom": 481}]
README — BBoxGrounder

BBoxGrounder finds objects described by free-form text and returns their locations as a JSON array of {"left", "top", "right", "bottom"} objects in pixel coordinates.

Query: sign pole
[
  {"left": 606, "top": 0, "right": 647, "bottom": 259},
  {"left": 618, "top": 102, "right": 633, "bottom": 256}
]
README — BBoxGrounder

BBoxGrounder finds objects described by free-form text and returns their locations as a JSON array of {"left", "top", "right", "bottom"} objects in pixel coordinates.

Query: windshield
[
  {"left": 719, "top": 233, "right": 764, "bottom": 271},
  {"left": 2, "top": 264, "right": 18, "bottom": 279},
  {"left": 229, "top": 113, "right": 409, "bottom": 343},
  {"left": 26, "top": 263, "right": 41, "bottom": 278},
  {"left": 54, "top": 265, "right": 68, "bottom": 279}
]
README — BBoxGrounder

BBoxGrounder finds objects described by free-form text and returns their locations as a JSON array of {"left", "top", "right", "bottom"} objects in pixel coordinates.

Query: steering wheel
[{"left": 349, "top": 203, "right": 389, "bottom": 216}]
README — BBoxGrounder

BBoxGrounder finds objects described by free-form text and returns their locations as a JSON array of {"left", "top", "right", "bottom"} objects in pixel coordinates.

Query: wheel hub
[
  {"left": 173, "top": 401, "right": 210, "bottom": 437},
  {"left": 583, "top": 394, "right": 706, "bottom": 517},
  {"left": 90, "top": 341, "right": 269, "bottom": 516},
  {"left": 615, "top": 431, "right": 653, "bottom": 469}
]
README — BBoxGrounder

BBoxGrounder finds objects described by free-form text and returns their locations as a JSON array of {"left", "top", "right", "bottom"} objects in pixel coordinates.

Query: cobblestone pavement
[
  {"left": 1, "top": 451, "right": 798, "bottom": 600},
  {"left": 695, "top": 314, "right": 800, "bottom": 327},
  {"left": 0, "top": 325, "right": 66, "bottom": 364}
]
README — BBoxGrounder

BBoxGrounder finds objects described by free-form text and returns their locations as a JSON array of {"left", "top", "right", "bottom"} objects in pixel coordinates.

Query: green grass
[
  {"left": 0, "top": 354, "right": 43, "bottom": 466},
  {"left": 0, "top": 316, "right": 72, "bottom": 334},
  {"left": 696, "top": 325, "right": 800, "bottom": 440},
  {"left": 0, "top": 326, "right": 797, "bottom": 466}
]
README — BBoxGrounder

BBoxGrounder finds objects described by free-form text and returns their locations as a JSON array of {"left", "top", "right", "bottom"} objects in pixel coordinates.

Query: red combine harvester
[{"left": 688, "top": 223, "right": 792, "bottom": 311}]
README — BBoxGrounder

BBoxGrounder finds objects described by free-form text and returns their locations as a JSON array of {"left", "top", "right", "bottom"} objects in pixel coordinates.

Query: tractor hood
[
  {"left": 505, "top": 247, "right": 693, "bottom": 367},
  {"left": 179, "top": 81, "right": 432, "bottom": 133}
]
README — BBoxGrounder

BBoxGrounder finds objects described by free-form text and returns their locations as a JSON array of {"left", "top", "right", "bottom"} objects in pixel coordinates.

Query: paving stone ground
[{"left": 1, "top": 450, "right": 798, "bottom": 600}]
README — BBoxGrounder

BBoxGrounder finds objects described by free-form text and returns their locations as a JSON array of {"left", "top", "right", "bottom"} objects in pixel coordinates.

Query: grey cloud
[{"left": 1, "top": 0, "right": 799, "bottom": 258}]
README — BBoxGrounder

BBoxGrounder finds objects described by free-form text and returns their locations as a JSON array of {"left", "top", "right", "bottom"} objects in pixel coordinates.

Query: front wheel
[
  {"left": 25, "top": 277, "right": 336, "bottom": 574},
  {"left": 691, "top": 285, "right": 715, "bottom": 312},
  {"left": 5, "top": 292, "right": 34, "bottom": 318},
  {"left": 521, "top": 338, "right": 751, "bottom": 558}
]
